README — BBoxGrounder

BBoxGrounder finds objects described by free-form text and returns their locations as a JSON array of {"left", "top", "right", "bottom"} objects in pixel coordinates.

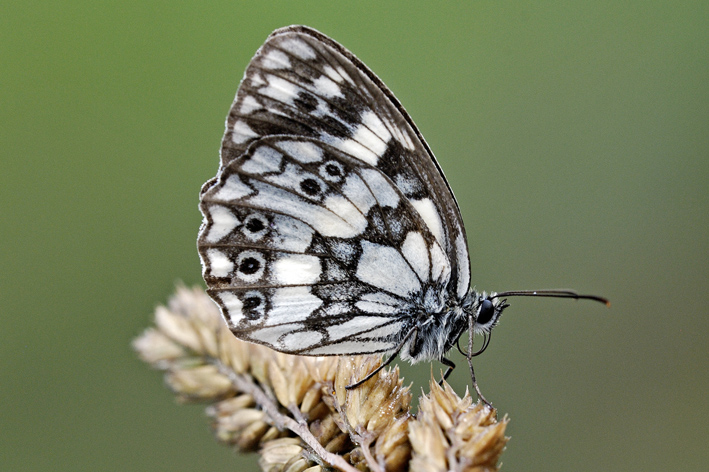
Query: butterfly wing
[
  {"left": 208, "top": 26, "right": 470, "bottom": 299},
  {"left": 198, "top": 26, "right": 471, "bottom": 355},
  {"left": 200, "top": 136, "right": 451, "bottom": 354}
]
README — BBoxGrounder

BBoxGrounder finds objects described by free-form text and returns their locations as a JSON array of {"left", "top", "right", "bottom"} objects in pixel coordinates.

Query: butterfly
[{"left": 197, "top": 25, "right": 608, "bottom": 405}]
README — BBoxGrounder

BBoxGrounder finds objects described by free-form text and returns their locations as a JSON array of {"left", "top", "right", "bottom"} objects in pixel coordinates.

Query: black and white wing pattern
[{"left": 197, "top": 26, "right": 471, "bottom": 357}]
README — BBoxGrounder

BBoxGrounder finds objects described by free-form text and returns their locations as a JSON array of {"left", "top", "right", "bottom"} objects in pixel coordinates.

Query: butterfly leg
[
  {"left": 466, "top": 314, "right": 493, "bottom": 407},
  {"left": 439, "top": 357, "right": 455, "bottom": 385},
  {"left": 345, "top": 326, "right": 417, "bottom": 390},
  {"left": 467, "top": 358, "right": 492, "bottom": 407}
]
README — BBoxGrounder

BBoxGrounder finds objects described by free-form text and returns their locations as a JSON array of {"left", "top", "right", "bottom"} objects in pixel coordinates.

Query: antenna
[{"left": 492, "top": 289, "right": 610, "bottom": 306}]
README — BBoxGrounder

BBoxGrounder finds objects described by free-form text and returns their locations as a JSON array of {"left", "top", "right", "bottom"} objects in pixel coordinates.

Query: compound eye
[{"left": 477, "top": 299, "right": 495, "bottom": 325}]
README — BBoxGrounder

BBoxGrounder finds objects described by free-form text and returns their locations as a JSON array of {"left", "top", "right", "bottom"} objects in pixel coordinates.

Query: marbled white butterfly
[{"left": 197, "top": 26, "right": 608, "bottom": 405}]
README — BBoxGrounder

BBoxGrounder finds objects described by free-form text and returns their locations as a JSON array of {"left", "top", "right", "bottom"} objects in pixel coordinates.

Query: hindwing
[{"left": 200, "top": 136, "right": 451, "bottom": 354}]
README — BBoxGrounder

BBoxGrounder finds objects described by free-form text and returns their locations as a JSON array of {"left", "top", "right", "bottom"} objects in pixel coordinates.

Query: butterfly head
[
  {"left": 472, "top": 292, "right": 509, "bottom": 335},
  {"left": 447, "top": 291, "right": 509, "bottom": 364},
  {"left": 462, "top": 291, "right": 509, "bottom": 338}
]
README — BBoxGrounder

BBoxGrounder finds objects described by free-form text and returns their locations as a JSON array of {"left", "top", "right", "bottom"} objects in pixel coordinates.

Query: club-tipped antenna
[{"left": 491, "top": 289, "right": 610, "bottom": 306}]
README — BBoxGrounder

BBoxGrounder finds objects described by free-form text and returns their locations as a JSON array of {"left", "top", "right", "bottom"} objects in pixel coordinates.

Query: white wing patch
[
  {"left": 241, "top": 146, "right": 283, "bottom": 174},
  {"left": 272, "top": 254, "right": 322, "bottom": 285},
  {"left": 276, "top": 140, "right": 324, "bottom": 163},
  {"left": 261, "top": 74, "right": 299, "bottom": 106},
  {"left": 279, "top": 37, "right": 316, "bottom": 60},
  {"left": 312, "top": 75, "right": 343, "bottom": 98},
  {"left": 429, "top": 242, "right": 450, "bottom": 283},
  {"left": 280, "top": 330, "right": 324, "bottom": 351},
  {"left": 358, "top": 321, "right": 403, "bottom": 340},
  {"left": 361, "top": 111, "right": 392, "bottom": 147},
  {"left": 360, "top": 168, "right": 400, "bottom": 208},
  {"left": 214, "top": 175, "right": 254, "bottom": 201},
  {"left": 250, "top": 324, "right": 298, "bottom": 347},
  {"left": 329, "top": 112, "right": 392, "bottom": 167},
  {"left": 239, "top": 95, "right": 262, "bottom": 114},
  {"left": 390, "top": 124, "right": 415, "bottom": 151},
  {"left": 231, "top": 120, "right": 259, "bottom": 144},
  {"left": 218, "top": 291, "right": 244, "bottom": 325},
  {"left": 323, "top": 195, "right": 368, "bottom": 231},
  {"left": 262, "top": 49, "right": 291, "bottom": 69},
  {"left": 342, "top": 173, "right": 377, "bottom": 213},
  {"left": 355, "top": 291, "right": 406, "bottom": 314},
  {"left": 455, "top": 233, "right": 471, "bottom": 299},
  {"left": 327, "top": 316, "right": 394, "bottom": 341},
  {"left": 271, "top": 214, "right": 314, "bottom": 252},
  {"left": 269, "top": 287, "right": 323, "bottom": 322},
  {"left": 401, "top": 231, "right": 429, "bottom": 281},
  {"left": 411, "top": 198, "right": 444, "bottom": 246},
  {"left": 204, "top": 205, "right": 239, "bottom": 243},
  {"left": 330, "top": 136, "right": 379, "bottom": 166},
  {"left": 206, "top": 249, "right": 234, "bottom": 278},
  {"left": 356, "top": 241, "right": 420, "bottom": 298},
  {"left": 348, "top": 113, "right": 390, "bottom": 164},
  {"left": 322, "top": 65, "right": 343, "bottom": 83}
]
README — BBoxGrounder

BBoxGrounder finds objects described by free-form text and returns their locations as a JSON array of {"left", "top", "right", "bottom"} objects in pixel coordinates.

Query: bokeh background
[{"left": 3, "top": 1, "right": 707, "bottom": 471}]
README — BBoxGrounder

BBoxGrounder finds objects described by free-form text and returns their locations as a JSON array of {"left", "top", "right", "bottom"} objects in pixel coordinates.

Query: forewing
[
  {"left": 199, "top": 136, "right": 452, "bottom": 355},
  {"left": 203, "top": 25, "right": 470, "bottom": 300}
]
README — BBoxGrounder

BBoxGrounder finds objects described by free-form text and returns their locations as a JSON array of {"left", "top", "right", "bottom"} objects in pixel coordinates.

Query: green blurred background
[{"left": 2, "top": 1, "right": 707, "bottom": 470}]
